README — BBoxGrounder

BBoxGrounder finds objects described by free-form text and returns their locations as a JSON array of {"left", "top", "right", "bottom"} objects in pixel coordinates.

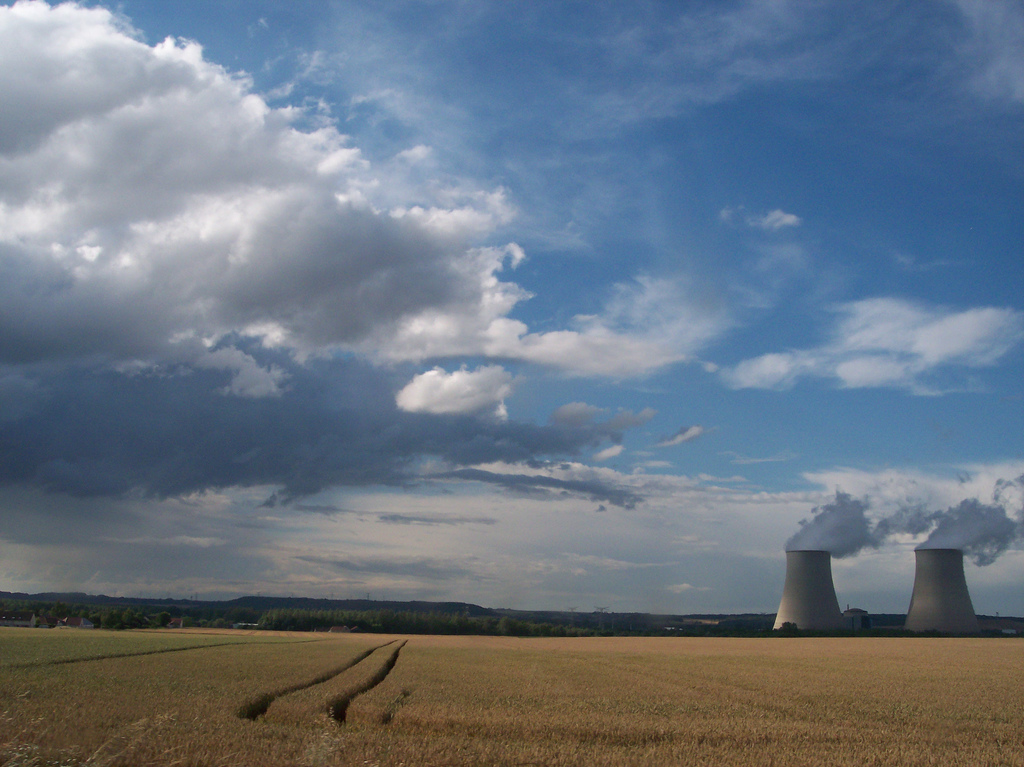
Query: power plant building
[
  {"left": 843, "top": 607, "right": 870, "bottom": 630},
  {"left": 904, "top": 548, "right": 979, "bottom": 634},
  {"left": 774, "top": 550, "right": 845, "bottom": 631}
]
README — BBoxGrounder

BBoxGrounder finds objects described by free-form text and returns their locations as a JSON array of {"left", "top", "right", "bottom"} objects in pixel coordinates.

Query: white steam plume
[
  {"left": 786, "top": 476, "right": 1023, "bottom": 565},
  {"left": 785, "top": 492, "right": 878, "bottom": 557},
  {"left": 917, "top": 499, "right": 1021, "bottom": 566}
]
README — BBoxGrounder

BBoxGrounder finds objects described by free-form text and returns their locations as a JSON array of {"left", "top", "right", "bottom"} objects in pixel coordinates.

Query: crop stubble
[{"left": 0, "top": 630, "right": 1020, "bottom": 766}]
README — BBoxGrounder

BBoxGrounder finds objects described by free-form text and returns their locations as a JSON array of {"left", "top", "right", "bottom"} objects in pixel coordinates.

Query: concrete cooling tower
[
  {"left": 904, "top": 548, "right": 979, "bottom": 634},
  {"left": 773, "top": 550, "right": 845, "bottom": 631}
]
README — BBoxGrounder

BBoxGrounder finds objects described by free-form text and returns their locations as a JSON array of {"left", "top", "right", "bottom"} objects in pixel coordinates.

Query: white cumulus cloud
[
  {"left": 396, "top": 365, "right": 514, "bottom": 418},
  {"left": 0, "top": 1, "right": 504, "bottom": 370},
  {"left": 0, "top": 2, "right": 720, "bottom": 384}
]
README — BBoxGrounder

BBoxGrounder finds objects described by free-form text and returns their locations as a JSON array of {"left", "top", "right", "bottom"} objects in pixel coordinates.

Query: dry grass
[
  {"left": 0, "top": 628, "right": 385, "bottom": 765},
  {"left": 1, "top": 629, "right": 1021, "bottom": 766},
  {"left": 260, "top": 640, "right": 406, "bottom": 727},
  {"left": 337, "top": 636, "right": 1024, "bottom": 765}
]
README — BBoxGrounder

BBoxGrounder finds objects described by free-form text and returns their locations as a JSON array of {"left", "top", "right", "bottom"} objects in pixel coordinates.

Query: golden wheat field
[{"left": 1, "top": 628, "right": 1021, "bottom": 766}]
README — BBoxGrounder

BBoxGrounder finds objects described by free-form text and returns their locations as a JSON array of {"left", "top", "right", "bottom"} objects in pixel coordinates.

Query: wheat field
[{"left": 1, "top": 628, "right": 1020, "bottom": 766}]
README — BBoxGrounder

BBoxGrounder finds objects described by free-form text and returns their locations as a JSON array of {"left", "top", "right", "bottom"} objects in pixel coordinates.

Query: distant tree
[
  {"left": 121, "top": 607, "right": 145, "bottom": 629},
  {"left": 225, "top": 607, "right": 259, "bottom": 624}
]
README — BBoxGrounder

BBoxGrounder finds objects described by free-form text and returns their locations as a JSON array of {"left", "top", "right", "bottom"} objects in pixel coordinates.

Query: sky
[{"left": 1, "top": 0, "right": 1022, "bottom": 616}]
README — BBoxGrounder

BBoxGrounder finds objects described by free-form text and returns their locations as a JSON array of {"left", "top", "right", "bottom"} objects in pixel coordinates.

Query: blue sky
[{"left": 1, "top": 0, "right": 1021, "bottom": 615}]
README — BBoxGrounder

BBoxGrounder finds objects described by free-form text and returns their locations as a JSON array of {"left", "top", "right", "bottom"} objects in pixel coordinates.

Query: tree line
[
  {"left": 257, "top": 608, "right": 597, "bottom": 636},
  {"left": 2, "top": 598, "right": 779, "bottom": 635},
  {"left": 1, "top": 599, "right": 593, "bottom": 635}
]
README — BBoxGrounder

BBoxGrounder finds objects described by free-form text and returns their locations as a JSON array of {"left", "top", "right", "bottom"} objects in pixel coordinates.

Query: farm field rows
[{"left": 1, "top": 629, "right": 1021, "bottom": 766}]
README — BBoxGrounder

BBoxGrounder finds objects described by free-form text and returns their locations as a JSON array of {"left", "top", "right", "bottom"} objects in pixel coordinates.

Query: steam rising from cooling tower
[
  {"left": 773, "top": 550, "right": 845, "bottom": 630},
  {"left": 786, "top": 479, "right": 1023, "bottom": 565},
  {"left": 785, "top": 492, "right": 876, "bottom": 557},
  {"left": 913, "top": 499, "right": 1020, "bottom": 565},
  {"left": 904, "top": 548, "right": 979, "bottom": 633},
  {"left": 774, "top": 480, "right": 1021, "bottom": 632}
]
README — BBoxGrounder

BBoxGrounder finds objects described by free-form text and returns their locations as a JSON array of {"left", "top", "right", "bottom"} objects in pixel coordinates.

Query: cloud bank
[{"left": 0, "top": 354, "right": 649, "bottom": 503}]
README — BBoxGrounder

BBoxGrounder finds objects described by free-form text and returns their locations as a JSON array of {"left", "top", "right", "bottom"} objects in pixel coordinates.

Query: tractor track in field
[
  {"left": 237, "top": 640, "right": 397, "bottom": 721},
  {"left": 8, "top": 636, "right": 327, "bottom": 669},
  {"left": 328, "top": 639, "right": 407, "bottom": 723},
  {"left": 11, "top": 640, "right": 251, "bottom": 669}
]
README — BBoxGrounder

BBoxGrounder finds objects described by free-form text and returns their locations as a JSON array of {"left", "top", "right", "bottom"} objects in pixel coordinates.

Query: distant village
[
  {"left": 0, "top": 611, "right": 93, "bottom": 629},
  {"left": 0, "top": 609, "right": 363, "bottom": 633},
  {"left": 0, "top": 611, "right": 188, "bottom": 630}
]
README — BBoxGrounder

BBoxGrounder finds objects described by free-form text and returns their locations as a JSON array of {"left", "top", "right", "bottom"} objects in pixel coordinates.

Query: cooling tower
[
  {"left": 904, "top": 548, "right": 979, "bottom": 634},
  {"left": 773, "top": 550, "right": 845, "bottom": 631}
]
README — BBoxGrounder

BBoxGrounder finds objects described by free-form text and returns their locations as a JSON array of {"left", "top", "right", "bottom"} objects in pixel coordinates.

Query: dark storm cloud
[
  {"left": 0, "top": 346, "right": 638, "bottom": 504},
  {"left": 435, "top": 467, "right": 643, "bottom": 509}
]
